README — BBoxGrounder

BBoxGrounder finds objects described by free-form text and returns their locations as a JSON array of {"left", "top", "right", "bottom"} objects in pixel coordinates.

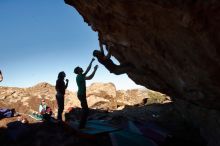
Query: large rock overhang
[{"left": 64, "top": 0, "right": 220, "bottom": 110}]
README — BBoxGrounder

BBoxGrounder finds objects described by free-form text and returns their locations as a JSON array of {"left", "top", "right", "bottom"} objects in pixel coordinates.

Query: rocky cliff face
[
  {"left": 0, "top": 82, "right": 73, "bottom": 114},
  {"left": 1, "top": 83, "right": 201, "bottom": 146},
  {"left": 64, "top": 1, "right": 220, "bottom": 145},
  {"left": 0, "top": 82, "right": 169, "bottom": 125},
  {"left": 0, "top": 82, "right": 168, "bottom": 114}
]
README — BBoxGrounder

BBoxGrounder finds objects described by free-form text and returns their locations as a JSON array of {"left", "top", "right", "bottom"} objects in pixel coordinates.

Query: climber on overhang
[
  {"left": 93, "top": 39, "right": 134, "bottom": 75},
  {"left": 0, "top": 70, "right": 3, "bottom": 82}
]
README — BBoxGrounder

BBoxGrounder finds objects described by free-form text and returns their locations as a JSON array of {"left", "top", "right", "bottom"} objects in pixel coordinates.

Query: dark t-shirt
[
  {"left": 55, "top": 79, "right": 66, "bottom": 95},
  {"left": 76, "top": 74, "right": 86, "bottom": 97},
  {"left": 97, "top": 54, "right": 116, "bottom": 73}
]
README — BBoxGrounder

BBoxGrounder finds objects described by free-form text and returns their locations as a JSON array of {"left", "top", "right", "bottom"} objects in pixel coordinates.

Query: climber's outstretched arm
[
  {"left": 105, "top": 45, "right": 112, "bottom": 59},
  {"left": 83, "top": 58, "right": 95, "bottom": 76},
  {"left": 99, "top": 39, "right": 104, "bottom": 54},
  {"left": 85, "top": 65, "right": 98, "bottom": 80}
]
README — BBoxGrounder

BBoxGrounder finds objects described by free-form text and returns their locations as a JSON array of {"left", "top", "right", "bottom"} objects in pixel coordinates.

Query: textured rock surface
[
  {"left": 0, "top": 82, "right": 74, "bottom": 114},
  {"left": 0, "top": 82, "right": 166, "bottom": 116},
  {"left": 64, "top": 0, "right": 220, "bottom": 145},
  {"left": 64, "top": 0, "right": 220, "bottom": 109},
  {"left": 87, "top": 82, "right": 116, "bottom": 98},
  {"left": 66, "top": 82, "right": 167, "bottom": 110}
]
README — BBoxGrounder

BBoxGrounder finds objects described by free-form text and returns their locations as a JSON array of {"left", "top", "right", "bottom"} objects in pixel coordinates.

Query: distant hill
[{"left": 0, "top": 82, "right": 170, "bottom": 115}]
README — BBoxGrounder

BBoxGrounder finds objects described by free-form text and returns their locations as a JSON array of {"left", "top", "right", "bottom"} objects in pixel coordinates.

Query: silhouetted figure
[
  {"left": 55, "top": 71, "right": 69, "bottom": 122},
  {"left": 93, "top": 40, "right": 134, "bottom": 75},
  {"left": 0, "top": 70, "right": 3, "bottom": 82},
  {"left": 74, "top": 58, "right": 98, "bottom": 129}
]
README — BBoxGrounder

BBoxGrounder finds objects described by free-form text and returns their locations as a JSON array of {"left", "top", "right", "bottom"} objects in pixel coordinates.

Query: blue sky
[{"left": 0, "top": 0, "right": 143, "bottom": 91}]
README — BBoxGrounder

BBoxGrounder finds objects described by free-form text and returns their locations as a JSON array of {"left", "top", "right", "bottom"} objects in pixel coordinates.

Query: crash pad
[
  {"left": 28, "top": 114, "right": 43, "bottom": 121},
  {"left": 68, "top": 120, "right": 120, "bottom": 135},
  {"left": 109, "top": 130, "right": 158, "bottom": 146}
]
